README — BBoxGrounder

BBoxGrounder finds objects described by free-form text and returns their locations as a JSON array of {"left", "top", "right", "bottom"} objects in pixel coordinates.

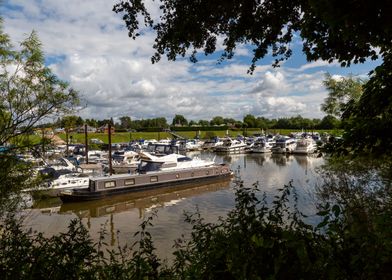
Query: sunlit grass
[{"left": 25, "top": 129, "right": 342, "bottom": 145}]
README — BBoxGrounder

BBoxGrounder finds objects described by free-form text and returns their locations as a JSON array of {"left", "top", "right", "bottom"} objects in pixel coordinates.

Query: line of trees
[{"left": 52, "top": 114, "right": 341, "bottom": 132}]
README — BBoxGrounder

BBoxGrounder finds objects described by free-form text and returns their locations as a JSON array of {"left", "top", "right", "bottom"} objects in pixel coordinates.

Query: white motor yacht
[
  {"left": 137, "top": 151, "right": 216, "bottom": 173},
  {"left": 201, "top": 138, "right": 224, "bottom": 150},
  {"left": 25, "top": 169, "right": 90, "bottom": 197},
  {"left": 213, "top": 138, "right": 248, "bottom": 153},
  {"left": 251, "top": 138, "right": 274, "bottom": 153},
  {"left": 185, "top": 139, "right": 204, "bottom": 151},
  {"left": 292, "top": 137, "right": 317, "bottom": 154},
  {"left": 271, "top": 137, "right": 297, "bottom": 154}
]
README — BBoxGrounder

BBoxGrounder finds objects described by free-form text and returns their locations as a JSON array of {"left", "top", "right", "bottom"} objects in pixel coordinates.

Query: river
[{"left": 23, "top": 151, "right": 325, "bottom": 260}]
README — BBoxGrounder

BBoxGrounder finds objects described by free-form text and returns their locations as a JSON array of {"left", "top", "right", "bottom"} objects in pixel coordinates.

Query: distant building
[
  {"left": 97, "top": 124, "right": 115, "bottom": 134},
  {"left": 75, "top": 125, "right": 97, "bottom": 133}
]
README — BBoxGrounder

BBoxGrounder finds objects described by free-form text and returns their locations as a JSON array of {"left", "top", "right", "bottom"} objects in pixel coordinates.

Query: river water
[{"left": 23, "top": 151, "right": 325, "bottom": 260}]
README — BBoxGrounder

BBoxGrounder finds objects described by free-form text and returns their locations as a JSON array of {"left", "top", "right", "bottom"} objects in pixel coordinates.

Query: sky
[{"left": 0, "top": 0, "right": 381, "bottom": 123}]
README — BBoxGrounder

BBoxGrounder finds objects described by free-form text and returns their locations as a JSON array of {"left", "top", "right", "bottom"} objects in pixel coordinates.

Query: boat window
[
  {"left": 113, "top": 155, "right": 125, "bottom": 162},
  {"left": 150, "top": 176, "right": 158, "bottom": 182},
  {"left": 138, "top": 161, "right": 163, "bottom": 173},
  {"left": 177, "top": 157, "right": 192, "bottom": 162},
  {"left": 206, "top": 170, "right": 209, "bottom": 175},
  {"left": 89, "top": 180, "right": 95, "bottom": 191},
  {"left": 176, "top": 174, "right": 180, "bottom": 179},
  {"left": 156, "top": 146, "right": 165, "bottom": 154},
  {"left": 125, "top": 178, "right": 135, "bottom": 185},
  {"left": 191, "top": 172, "right": 194, "bottom": 177},
  {"left": 104, "top": 181, "right": 116, "bottom": 188}
]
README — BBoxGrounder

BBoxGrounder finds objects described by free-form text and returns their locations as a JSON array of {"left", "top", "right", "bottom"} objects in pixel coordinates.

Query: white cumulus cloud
[{"left": 1, "top": 0, "right": 376, "bottom": 122}]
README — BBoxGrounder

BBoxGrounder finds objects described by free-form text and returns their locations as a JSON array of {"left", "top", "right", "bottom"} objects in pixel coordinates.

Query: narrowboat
[{"left": 60, "top": 152, "right": 232, "bottom": 202}]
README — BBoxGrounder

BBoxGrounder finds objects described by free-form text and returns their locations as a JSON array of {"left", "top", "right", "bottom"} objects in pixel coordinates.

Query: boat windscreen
[{"left": 138, "top": 161, "right": 163, "bottom": 173}]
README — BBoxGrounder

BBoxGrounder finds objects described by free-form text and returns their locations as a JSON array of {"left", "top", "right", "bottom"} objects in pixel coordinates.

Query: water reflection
[
  {"left": 270, "top": 153, "right": 294, "bottom": 166},
  {"left": 68, "top": 180, "right": 230, "bottom": 218},
  {"left": 33, "top": 180, "right": 231, "bottom": 219},
  {"left": 245, "top": 153, "right": 271, "bottom": 166}
]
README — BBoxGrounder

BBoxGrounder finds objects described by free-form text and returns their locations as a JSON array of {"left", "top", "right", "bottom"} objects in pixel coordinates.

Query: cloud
[
  {"left": 296, "top": 60, "right": 339, "bottom": 71},
  {"left": 250, "top": 71, "right": 287, "bottom": 95},
  {"left": 1, "top": 0, "right": 376, "bottom": 122}
]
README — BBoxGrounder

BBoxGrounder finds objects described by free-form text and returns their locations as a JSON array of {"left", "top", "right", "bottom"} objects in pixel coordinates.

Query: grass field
[
  {"left": 14, "top": 129, "right": 342, "bottom": 146},
  {"left": 47, "top": 129, "right": 342, "bottom": 144}
]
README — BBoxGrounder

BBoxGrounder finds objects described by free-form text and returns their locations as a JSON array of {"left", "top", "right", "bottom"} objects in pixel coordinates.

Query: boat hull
[
  {"left": 214, "top": 146, "right": 247, "bottom": 153},
  {"left": 60, "top": 164, "right": 232, "bottom": 202}
]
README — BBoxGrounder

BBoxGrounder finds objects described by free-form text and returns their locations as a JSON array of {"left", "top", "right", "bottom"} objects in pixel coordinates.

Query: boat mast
[
  {"left": 108, "top": 123, "right": 112, "bottom": 175},
  {"left": 84, "top": 123, "right": 89, "bottom": 164}
]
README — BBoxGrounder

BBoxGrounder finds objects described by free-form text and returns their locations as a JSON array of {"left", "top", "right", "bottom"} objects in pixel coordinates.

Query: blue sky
[{"left": 0, "top": 0, "right": 380, "bottom": 122}]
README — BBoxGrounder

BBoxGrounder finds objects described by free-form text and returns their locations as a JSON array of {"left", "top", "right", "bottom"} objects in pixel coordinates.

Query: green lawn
[{"left": 50, "top": 129, "right": 342, "bottom": 144}]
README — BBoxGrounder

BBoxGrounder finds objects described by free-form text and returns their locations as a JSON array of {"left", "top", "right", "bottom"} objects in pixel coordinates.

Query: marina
[{"left": 22, "top": 131, "right": 325, "bottom": 199}]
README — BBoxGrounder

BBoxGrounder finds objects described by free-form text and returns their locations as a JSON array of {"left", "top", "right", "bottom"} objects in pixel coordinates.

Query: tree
[
  {"left": 321, "top": 73, "right": 364, "bottom": 118},
  {"left": 0, "top": 20, "right": 79, "bottom": 211},
  {"left": 85, "top": 118, "right": 98, "bottom": 128},
  {"left": 198, "top": 119, "right": 210, "bottom": 127},
  {"left": 0, "top": 27, "right": 79, "bottom": 146},
  {"left": 172, "top": 114, "right": 188, "bottom": 126},
  {"left": 188, "top": 120, "right": 196, "bottom": 126},
  {"left": 210, "top": 116, "right": 224, "bottom": 126},
  {"left": 255, "top": 117, "right": 270, "bottom": 129},
  {"left": 274, "top": 118, "right": 291, "bottom": 129},
  {"left": 60, "top": 116, "right": 81, "bottom": 130},
  {"left": 223, "top": 118, "right": 236, "bottom": 125},
  {"left": 318, "top": 115, "right": 340, "bottom": 129},
  {"left": 243, "top": 114, "right": 256, "bottom": 128},
  {"left": 335, "top": 56, "right": 392, "bottom": 155},
  {"left": 155, "top": 117, "right": 168, "bottom": 128},
  {"left": 119, "top": 116, "right": 132, "bottom": 129}
]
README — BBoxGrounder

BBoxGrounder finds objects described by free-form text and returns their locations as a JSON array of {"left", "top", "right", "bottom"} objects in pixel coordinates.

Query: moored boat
[
  {"left": 271, "top": 137, "right": 297, "bottom": 154},
  {"left": 213, "top": 138, "right": 247, "bottom": 153},
  {"left": 251, "top": 138, "right": 275, "bottom": 153},
  {"left": 292, "top": 137, "right": 317, "bottom": 154},
  {"left": 201, "top": 138, "right": 224, "bottom": 150},
  {"left": 25, "top": 169, "right": 91, "bottom": 198},
  {"left": 60, "top": 153, "right": 232, "bottom": 202}
]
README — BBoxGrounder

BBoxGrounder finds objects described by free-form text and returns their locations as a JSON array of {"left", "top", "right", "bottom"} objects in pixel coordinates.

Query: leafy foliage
[
  {"left": 113, "top": 1, "right": 390, "bottom": 72},
  {"left": 0, "top": 153, "right": 40, "bottom": 214},
  {"left": 339, "top": 53, "right": 392, "bottom": 156},
  {"left": 321, "top": 54, "right": 392, "bottom": 156},
  {"left": 316, "top": 155, "right": 392, "bottom": 277},
  {"left": 321, "top": 73, "right": 364, "bottom": 118},
  {"left": 0, "top": 26, "right": 79, "bottom": 146},
  {"left": 0, "top": 20, "right": 80, "bottom": 208},
  {"left": 171, "top": 114, "right": 188, "bottom": 126},
  {"left": 0, "top": 217, "right": 97, "bottom": 280}
]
